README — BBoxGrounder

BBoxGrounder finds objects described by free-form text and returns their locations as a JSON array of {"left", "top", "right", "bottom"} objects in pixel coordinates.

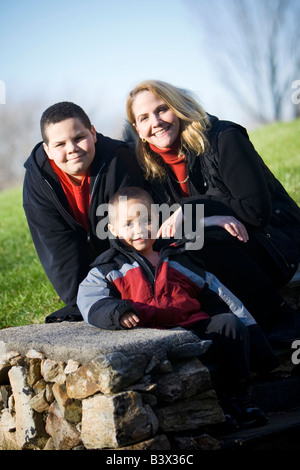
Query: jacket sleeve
[
  {"left": 77, "top": 267, "right": 138, "bottom": 329},
  {"left": 217, "top": 128, "right": 272, "bottom": 227},
  {"left": 23, "top": 172, "right": 91, "bottom": 306}
]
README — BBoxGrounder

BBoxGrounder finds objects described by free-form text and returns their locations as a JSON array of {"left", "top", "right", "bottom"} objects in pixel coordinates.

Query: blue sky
[
  {"left": 1, "top": 0, "right": 295, "bottom": 141},
  {"left": 1, "top": 0, "right": 239, "bottom": 138}
]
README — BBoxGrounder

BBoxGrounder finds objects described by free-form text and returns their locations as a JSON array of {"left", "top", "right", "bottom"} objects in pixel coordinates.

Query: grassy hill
[
  {"left": 0, "top": 119, "right": 299, "bottom": 328},
  {"left": 0, "top": 187, "right": 64, "bottom": 328},
  {"left": 250, "top": 118, "right": 300, "bottom": 204}
]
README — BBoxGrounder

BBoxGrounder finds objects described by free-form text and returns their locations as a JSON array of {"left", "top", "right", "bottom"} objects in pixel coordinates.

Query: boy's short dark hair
[
  {"left": 108, "top": 187, "right": 154, "bottom": 224},
  {"left": 40, "top": 101, "right": 92, "bottom": 144},
  {"left": 109, "top": 187, "right": 154, "bottom": 208}
]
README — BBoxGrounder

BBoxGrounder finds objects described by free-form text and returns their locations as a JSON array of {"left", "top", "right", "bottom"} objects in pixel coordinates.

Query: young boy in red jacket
[{"left": 77, "top": 186, "right": 277, "bottom": 428}]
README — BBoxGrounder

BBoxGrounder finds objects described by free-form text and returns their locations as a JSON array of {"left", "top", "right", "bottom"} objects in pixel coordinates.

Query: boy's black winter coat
[{"left": 23, "top": 133, "right": 144, "bottom": 315}]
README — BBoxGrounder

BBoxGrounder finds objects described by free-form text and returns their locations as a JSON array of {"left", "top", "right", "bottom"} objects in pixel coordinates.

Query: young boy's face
[
  {"left": 43, "top": 118, "right": 97, "bottom": 180},
  {"left": 108, "top": 197, "right": 158, "bottom": 257}
]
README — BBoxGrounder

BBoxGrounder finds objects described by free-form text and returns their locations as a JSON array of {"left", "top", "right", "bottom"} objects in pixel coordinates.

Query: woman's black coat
[{"left": 144, "top": 115, "right": 300, "bottom": 280}]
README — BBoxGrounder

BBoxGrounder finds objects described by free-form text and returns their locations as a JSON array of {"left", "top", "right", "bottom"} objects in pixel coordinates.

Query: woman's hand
[
  {"left": 157, "top": 206, "right": 183, "bottom": 238},
  {"left": 120, "top": 311, "right": 140, "bottom": 329},
  {"left": 204, "top": 215, "right": 249, "bottom": 242},
  {"left": 157, "top": 208, "right": 248, "bottom": 243}
]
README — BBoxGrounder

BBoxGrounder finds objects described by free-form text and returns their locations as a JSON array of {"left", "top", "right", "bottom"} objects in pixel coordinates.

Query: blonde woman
[{"left": 126, "top": 80, "right": 300, "bottom": 345}]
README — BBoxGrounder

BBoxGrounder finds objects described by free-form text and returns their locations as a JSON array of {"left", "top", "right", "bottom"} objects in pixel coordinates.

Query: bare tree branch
[{"left": 183, "top": 0, "right": 300, "bottom": 122}]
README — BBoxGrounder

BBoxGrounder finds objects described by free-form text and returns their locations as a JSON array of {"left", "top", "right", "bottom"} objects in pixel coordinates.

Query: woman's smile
[
  {"left": 153, "top": 125, "right": 171, "bottom": 137},
  {"left": 133, "top": 91, "right": 180, "bottom": 149}
]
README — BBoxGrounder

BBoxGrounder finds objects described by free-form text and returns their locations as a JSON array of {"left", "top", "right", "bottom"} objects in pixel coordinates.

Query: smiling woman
[{"left": 125, "top": 79, "right": 300, "bottom": 346}]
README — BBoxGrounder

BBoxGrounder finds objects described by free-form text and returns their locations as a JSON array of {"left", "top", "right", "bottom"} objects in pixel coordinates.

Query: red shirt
[
  {"left": 149, "top": 138, "right": 190, "bottom": 197},
  {"left": 49, "top": 159, "right": 91, "bottom": 231}
]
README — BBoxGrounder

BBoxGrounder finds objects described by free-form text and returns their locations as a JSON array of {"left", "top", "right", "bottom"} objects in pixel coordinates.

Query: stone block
[
  {"left": 152, "top": 357, "right": 212, "bottom": 403},
  {"left": 45, "top": 401, "right": 81, "bottom": 450},
  {"left": 0, "top": 408, "right": 17, "bottom": 450},
  {"left": 81, "top": 391, "right": 157, "bottom": 449},
  {"left": 155, "top": 389, "right": 224, "bottom": 432},
  {"left": 66, "top": 352, "right": 147, "bottom": 399},
  {"left": 0, "top": 324, "right": 225, "bottom": 450},
  {"left": 41, "top": 358, "right": 66, "bottom": 384},
  {"left": 52, "top": 383, "right": 82, "bottom": 424},
  {"left": 0, "top": 385, "right": 11, "bottom": 410},
  {"left": 64, "top": 359, "right": 80, "bottom": 374},
  {"left": 167, "top": 340, "right": 211, "bottom": 360},
  {"left": 25, "top": 349, "right": 45, "bottom": 360},
  {"left": 8, "top": 366, "right": 46, "bottom": 448},
  {"left": 29, "top": 390, "right": 49, "bottom": 413},
  {"left": 0, "top": 323, "right": 207, "bottom": 364},
  {"left": 0, "top": 357, "right": 10, "bottom": 385},
  {"left": 26, "top": 358, "right": 42, "bottom": 387}
]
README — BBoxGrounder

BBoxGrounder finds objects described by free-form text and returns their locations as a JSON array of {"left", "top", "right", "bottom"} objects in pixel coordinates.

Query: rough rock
[
  {"left": 45, "top": 401, "right": 81, "bottom": 450},
  {"left": 156, "top": 389, "right": 224, "bottom": 432},
  {"left": 0, "top": 322, "right": 209, "bottom": 364},
  {"left": 8, "top": 366, "right": 46, "bottom": 448},
  {"left": 81, "top": 391, "right": 158, "bottom": 449},
  {"left": 0, "top": 323, "right": 223, "bottom": 451},
  {"left": 66, "top": 352, "right": 147, "bottom": 398},
  {"left": 152, "top": 357, "right": 212, "bottom": 403}
]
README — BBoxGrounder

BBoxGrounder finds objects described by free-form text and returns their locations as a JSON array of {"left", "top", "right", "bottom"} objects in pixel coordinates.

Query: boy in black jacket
[{"left": 23, "top": 102, "right": 143, "bottom": 322}]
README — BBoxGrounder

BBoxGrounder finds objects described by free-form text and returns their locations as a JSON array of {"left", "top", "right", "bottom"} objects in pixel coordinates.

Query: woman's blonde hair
[{"left": 126, "top": 80, "right": 211, "bottom": 180}]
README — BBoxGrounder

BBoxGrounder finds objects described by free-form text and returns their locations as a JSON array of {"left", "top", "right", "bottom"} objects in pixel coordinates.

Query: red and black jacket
[{"left": 77, "top": 237, "right": 255, "bottom": 330}]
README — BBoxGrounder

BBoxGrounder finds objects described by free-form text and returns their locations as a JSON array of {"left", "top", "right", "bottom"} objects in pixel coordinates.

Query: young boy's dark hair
[
  {"left": 108, "top": 186, "right": 155, "bottom": 225},
  {"left": 40, "top": 101, "right": 92, "bottom": 144}
]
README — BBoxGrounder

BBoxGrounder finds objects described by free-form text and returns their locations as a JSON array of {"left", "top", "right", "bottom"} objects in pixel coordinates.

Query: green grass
[
  {"left": 249, "top": 118, "right": 300, "bottom": 204},
  {"left": 0, "top": 119, "right": 299, "bottom": 328},
  {"left": 0, "top": 187, "right": 64, "bottom": 328}
]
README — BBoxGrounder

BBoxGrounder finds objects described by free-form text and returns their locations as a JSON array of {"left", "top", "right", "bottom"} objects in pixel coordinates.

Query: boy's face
[
  {"left": 108, "top": 198, "right": 158, "bottom": 257},
  {"left": 43, "top": 118, "right": 97, "bottom": 180}
]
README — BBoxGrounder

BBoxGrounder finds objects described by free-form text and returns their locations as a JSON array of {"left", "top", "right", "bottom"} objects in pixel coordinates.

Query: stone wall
[{"left": 0, "top": 322, "right": 224, "bottom": 450}]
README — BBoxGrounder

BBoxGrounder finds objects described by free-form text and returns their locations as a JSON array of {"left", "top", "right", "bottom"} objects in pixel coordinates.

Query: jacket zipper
[
  {"left": 44, "top": 162, "right": 106, "bottom": 245},
  {"left": 89, "top": 162, "right": 106, "bottom": 205},
  {"left": 128, "top": 251, "right": 161, "bottom": 300},
  {"left": 88, "top": 162, "right": 107, "bottom": 244},
  {"left": 127, "top": 242, "right": 186, "bottom": 301}
]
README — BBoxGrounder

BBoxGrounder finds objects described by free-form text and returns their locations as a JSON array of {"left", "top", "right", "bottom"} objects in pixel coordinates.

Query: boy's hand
[{"left": 120, "top": 311, "right": 140, "bottom": 329}]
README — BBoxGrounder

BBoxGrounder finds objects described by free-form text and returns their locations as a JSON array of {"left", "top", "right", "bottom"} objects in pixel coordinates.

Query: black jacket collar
[{"left": 91, "top": 235, "right": 190, "bottom": 269}]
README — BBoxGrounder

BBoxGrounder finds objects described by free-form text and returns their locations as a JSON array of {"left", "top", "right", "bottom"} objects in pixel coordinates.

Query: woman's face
[{"left": 132, "top": 90, "right": 181, "bottom": 149}]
